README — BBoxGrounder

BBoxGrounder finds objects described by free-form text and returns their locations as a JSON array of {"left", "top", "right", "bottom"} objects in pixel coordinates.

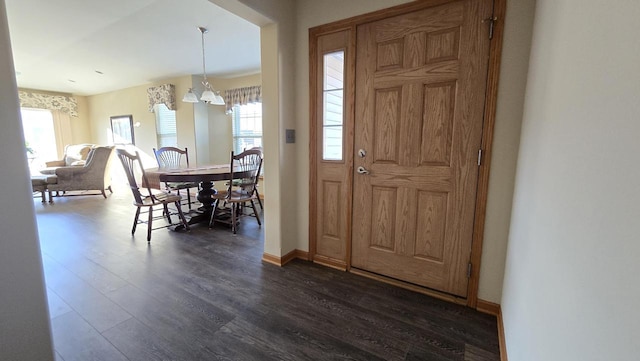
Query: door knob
[
  {"left": 358, "top": 149, "right": 367, "bottom": 158},
  {"left": 357, "top": 166, "right": 370, "bottom": 175}
]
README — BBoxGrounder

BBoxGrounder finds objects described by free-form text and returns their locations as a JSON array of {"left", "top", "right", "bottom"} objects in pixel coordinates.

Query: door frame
[{"left": 309, "top": 0, "right": 506, "bottom": 308}]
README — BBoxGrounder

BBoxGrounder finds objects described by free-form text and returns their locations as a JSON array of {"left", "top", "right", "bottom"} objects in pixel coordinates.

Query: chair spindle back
[
  {"left": 229, "top": 149, "right": 263, "bottom": 196},
  {"left": 116, "top": 149, "right": 154, "bottom": 204},
  {"left": 153, "top": 147, "right": 190, "bottom": 169}
]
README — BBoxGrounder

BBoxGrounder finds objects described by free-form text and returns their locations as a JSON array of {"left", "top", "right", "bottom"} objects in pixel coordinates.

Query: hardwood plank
[
  {"left": 61, "top": 257, "right": 129, "bottom": 294},
  {"left": 51, "top": 312, "right": 128, "bottom": 361},
  {"left": 54, "top": 351, "right": 65, "bottom": 361},
  {"left": 42, "top": 255, "right": 133, "bottom": 333},
  {"left": 357, "top": 292, "right": 499, "bottom": 351},
  {"left": 464, "top": 343, "right": 500, "bottom": 361},
  {"left": 102, "top": 318, "right": 184, "bottom": 361},
  {"left": 219, "top": 309, "right": 386, "bottom": 361},
  {"left": 46, "top": 288, "right": 72, "bottom": 320},
  {"left": 406, "top": 343, "right": 464, "bottom": 361},
  {"left": 106, "top": 283, "right": 234, "bottom": 341}
]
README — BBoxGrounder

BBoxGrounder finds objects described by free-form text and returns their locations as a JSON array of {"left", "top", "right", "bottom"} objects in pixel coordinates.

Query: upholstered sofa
[
  {"left": 40, "top": 143, "right": 96, "bottom": 175},
  {"left": 46, "top": 146, "right": 115, "bottom": 199}
]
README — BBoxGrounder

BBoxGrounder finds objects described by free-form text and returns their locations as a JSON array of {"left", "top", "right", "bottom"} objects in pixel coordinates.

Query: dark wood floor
[{"left": 35, "top": 188, "right": 500, "bottom": 361}]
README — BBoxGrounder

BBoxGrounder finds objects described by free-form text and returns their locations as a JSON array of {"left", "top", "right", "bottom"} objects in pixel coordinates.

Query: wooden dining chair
[
  {"left": 116, "top": 149, "right": 190, "bottom": 243},
  {"left": 153, "top": 147, "right": 199, "bottom": 209},
  {"left": 232, "top": 146, "right": 264, "bottom": 210},
  {"left": 208, "top": 149, "right": 262, "bottom": 233},
  {"left": 246, "top": 146, "right": 263, "bottom": 209}
]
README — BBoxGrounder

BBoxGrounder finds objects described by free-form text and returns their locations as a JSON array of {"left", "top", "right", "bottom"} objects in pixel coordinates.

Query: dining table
[{"left": 145, "top": 164, "right": 253, "bottom": 230}]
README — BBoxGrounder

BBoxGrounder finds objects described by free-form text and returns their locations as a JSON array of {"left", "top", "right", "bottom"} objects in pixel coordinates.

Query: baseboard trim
[
  {"left": 476, "top": 299, "right": 500, "bottom": 316},
  {"left": 497, "top": 306, "right": 507, "bottom": 361},
  {"left": 477, "top": 299, "right": 507, "bottom": 361},
  {"left": 293, "top": 249, "right": 310, "bottom": 261},
  {"left": 261, "top": 249, "right": 310, "bottom": 266},
  {"left": 261, "top": 252, "right": 282, "bottom": 266}
]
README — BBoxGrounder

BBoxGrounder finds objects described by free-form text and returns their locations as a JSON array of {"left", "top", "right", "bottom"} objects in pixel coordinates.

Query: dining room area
[{"left": 119, "top": 144, "right": 264, "bottom": 240}]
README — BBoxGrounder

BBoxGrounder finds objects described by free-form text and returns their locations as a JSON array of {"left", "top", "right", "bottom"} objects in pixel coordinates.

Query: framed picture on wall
[{"left": 110, "top": 115, "right": 135, "bottom": 145}]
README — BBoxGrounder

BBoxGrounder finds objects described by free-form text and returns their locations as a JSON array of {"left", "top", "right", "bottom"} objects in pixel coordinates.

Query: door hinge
[
  {"left": 484, "top": 16, "right": 497, "bottom": 40},
  {"left": 467, "top": 262, "right": 472, "bottom": 278},
  {"left": 477, "top": 149, "right": 483, "bottom": 166}
]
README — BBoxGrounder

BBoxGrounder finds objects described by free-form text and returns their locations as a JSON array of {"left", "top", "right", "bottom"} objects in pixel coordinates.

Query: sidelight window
[{"left": 322, "top": 51, "right": 345, "bottom": 161}]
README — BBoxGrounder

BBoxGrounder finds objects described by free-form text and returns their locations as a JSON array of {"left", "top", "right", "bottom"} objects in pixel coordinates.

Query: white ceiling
[{"left": 5, "top": 0, "right": 261, "bottom": 96}]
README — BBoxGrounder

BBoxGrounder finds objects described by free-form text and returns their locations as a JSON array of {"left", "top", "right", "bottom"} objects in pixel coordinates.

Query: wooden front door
[{"left": 351, "top": 0, "right": 493, "bottom": 297}]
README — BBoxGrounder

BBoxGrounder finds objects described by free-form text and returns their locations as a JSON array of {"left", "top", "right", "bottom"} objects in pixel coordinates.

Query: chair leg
[
  {"left": 208, "top": 199, "right": 219, "bottom": 228},
  {"left": 250, "top": 199, "right": 261, "bottom": 226},
  {"left": 48, "top": 190, "right": 54, "bottom": 204},
  {"left": 175, "top": 201, "right": 190, "bottom": 231},
  {"left": 101, "top": 189, "right": 107, "bottom": 199},
  {"left": 108, "top": 186, "right": 113, "bottom": 193},
  {"left": 231, "top": 203, "right": 237, "bottom": 234},
  {"left": 163, "top": 203, "right": 172, "bottom": 223},
  {"left": 147, "top": 207, "right": 153, "bottom": 243},
  {"left": 186, "top": 190, "right": 192, "bottom": 210},
  {"left": 254, "top": 188, "right": 263, "bottom": 209},
  {"left": 132, "top": 207, "right": 141, "bottom": 234}
]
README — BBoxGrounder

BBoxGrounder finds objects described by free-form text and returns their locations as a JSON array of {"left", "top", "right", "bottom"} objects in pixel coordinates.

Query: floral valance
[
  {"left": 18, "top": 91, "right": 78, "bottom": 117},
  {"left": 147, "top": 84, "right": 176, "bottom": 112},
  {"left": 224, "top": 85, "right": 261, "bottom": 114}
]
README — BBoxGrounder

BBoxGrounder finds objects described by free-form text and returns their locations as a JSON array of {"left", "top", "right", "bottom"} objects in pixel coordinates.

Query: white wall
[
  {"left": 478, "top": 0, "right": 536, "bottom": 302},
  {"left": 502, "top": 1, "right": 640, "bottom": 360},
  {"left": 87, "top": 75, "right": 196, "bottom": 169},
  {"left": 0, "top": 0, "right": 54, "bottom": 359}
]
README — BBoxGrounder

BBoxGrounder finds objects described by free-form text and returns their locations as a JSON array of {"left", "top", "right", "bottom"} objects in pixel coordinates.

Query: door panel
[
  {"left": 312, "top": 29, "right": 354, "bottom": 268},
  {"left": 373, "top": 88, "right": 401, "bottom": 163},
  {"left": 421, "top": 82, "right": 456, "bottom": 166},
  {"left": 352, "top": 0, "right": 492, "bottom": 297}
]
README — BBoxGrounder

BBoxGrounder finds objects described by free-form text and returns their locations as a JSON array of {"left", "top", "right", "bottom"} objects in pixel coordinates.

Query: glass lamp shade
[
  {"left": 200, "top": 89, "right": 217, "bottom": 102},
  {"left": 182, "top": 89, "right": 199, "bottom": 103},
  {"left": 211, "top": 93, "right": 225, "bottom": 105}
]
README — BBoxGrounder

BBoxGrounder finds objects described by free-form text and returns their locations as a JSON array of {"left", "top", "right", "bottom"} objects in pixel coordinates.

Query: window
[
  {"left": 154, "top": 103, "right": 177, "bottom": 148},
  {"left": 232, "top": 102, "right": 262, "bottom": 154},
  {"left": 20, "top": 108, "right": 57, "bottom": 172},
  {"left": 110, "top": 115, "right": 135, "bottom": 145},
  {"left": 322, "top": 51, "right": 345, "bottom": 161}
]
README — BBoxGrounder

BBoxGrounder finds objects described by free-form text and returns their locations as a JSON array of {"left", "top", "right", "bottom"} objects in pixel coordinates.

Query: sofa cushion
[
  {"left": 30, "top": 174, "right": 57, "bottom": 187},
  {"left": 64, "top": 144, "right": 93, "bottom": 166},
  {"left": 39, "top": 167, "right": 57, "bottom": 175}
]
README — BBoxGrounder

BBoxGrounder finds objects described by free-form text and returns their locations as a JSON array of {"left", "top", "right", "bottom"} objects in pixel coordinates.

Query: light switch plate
[{"left": 286, "top": 129, "right": 295, "bottom": 143}]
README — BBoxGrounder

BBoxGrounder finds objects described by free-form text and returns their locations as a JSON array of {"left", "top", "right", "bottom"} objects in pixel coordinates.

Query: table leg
[
  {"left": 171, "top": 181, "right": 217, "bottom": 230},
  {"left": 196, "top": 181, "right": 216, "bottom": 211}
]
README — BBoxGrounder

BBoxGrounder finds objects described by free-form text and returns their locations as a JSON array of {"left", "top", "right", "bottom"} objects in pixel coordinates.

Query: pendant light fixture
[{"left": 183, "top": 26, "right": 225, "bottom": 105}]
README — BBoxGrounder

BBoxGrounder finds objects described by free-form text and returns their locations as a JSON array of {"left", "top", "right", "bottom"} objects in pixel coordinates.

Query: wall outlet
[{"left": 286, "top": 129, "right": 295, "bottom": 143}]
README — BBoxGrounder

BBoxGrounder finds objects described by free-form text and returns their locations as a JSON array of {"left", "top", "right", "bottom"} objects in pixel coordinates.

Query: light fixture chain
[{"left": 201, "top": 28, "right": 208, "bottom": 87}]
